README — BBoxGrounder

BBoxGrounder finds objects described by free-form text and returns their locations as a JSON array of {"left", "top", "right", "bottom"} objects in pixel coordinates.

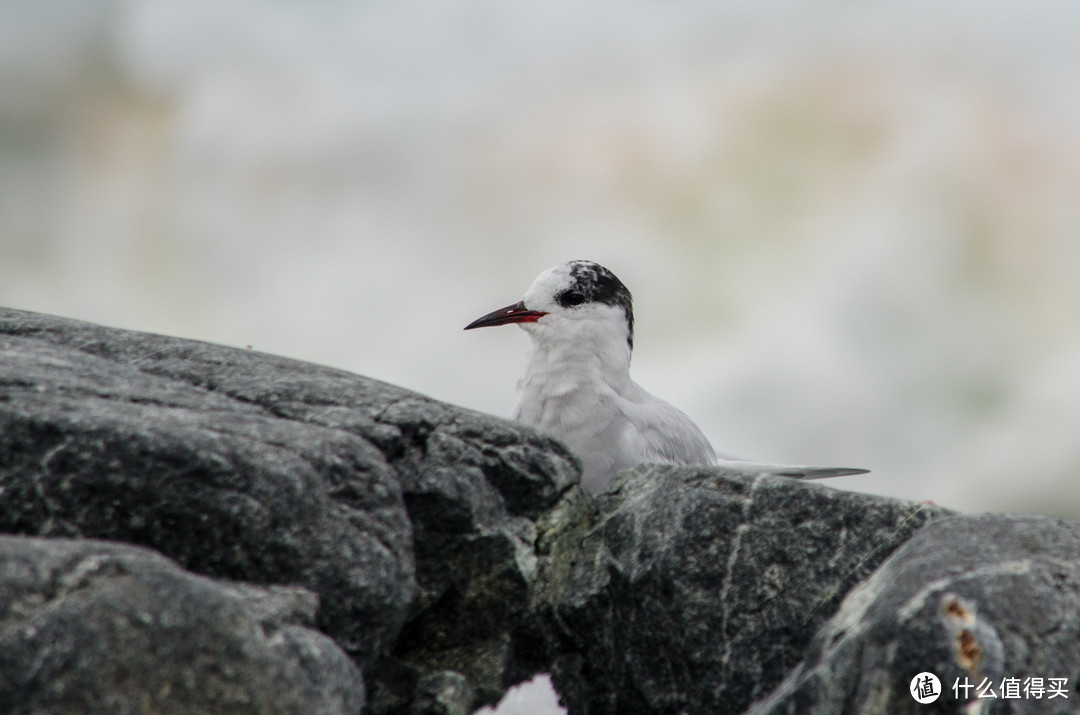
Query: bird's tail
[
  {"left": 714, "top": 460, "right": 869, "bottom": 480},
  {"left": 767, "top": 466, "right": 870, "bottom": 480}
]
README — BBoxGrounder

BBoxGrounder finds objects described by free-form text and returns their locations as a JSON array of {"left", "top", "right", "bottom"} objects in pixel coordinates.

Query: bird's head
[{"left": 465, "top": 260, "right": 635, "bottom": 353}]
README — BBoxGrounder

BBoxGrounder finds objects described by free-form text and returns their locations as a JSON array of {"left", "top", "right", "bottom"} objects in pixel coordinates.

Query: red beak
[{"left": 464, "top": 301, "right": 548, "bottom": 330}]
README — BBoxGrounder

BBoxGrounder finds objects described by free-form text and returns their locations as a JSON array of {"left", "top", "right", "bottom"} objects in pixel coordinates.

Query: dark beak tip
[{"left": 465, "top": 301, "right": 547, "bottom": 330}]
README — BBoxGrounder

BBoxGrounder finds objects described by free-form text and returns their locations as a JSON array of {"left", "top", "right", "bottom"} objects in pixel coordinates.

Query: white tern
[{"left": 465, "top": 260, "right": 868, "bottom": 493}]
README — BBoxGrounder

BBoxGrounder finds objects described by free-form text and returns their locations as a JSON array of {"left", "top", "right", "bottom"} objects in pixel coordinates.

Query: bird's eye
[{"left": 560, "top": 290, "right": 586, "bottom": 307}]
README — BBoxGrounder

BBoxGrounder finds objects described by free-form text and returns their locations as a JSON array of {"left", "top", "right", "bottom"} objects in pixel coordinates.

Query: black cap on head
[{"left": 556, "top": 261, "right": 635, "bottom": 350}]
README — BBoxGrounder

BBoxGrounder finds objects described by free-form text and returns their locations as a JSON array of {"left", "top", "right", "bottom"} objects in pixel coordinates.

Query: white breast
[{"left": 513, "top": 354, "right": 716, "bottom": 493}]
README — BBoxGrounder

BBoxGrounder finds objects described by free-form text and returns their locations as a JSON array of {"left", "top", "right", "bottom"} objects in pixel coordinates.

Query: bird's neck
[{"left": 519, "top": 330, "right": 633, "bottom": 395}]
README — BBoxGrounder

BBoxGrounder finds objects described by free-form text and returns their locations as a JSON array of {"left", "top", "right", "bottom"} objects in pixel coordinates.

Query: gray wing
[
  {"left": 626, "top": 393, "right": 718, "bottom": 467},
  {"left": 620, "top": 387, "right": 867, "bottom": 479}
]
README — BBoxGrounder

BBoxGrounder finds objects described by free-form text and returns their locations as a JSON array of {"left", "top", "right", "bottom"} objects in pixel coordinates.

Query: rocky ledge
[{"left": 1, "top": 307, "right": 1077, "bottom": 714}]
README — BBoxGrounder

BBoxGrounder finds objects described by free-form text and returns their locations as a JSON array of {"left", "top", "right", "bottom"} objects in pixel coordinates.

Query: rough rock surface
[
  {"left": 538, "top": 465, "right": 950, "bottom": 715},
  {"left": 0, "top": 535, "right": 364, "bottom": 714},
  {"left": 0, "top": 309, "right": 413, "bottom": 666},
  {"left": 750, "top": 514, "right": 1080, "bottom": 714},
  {"left": 0, "top": 307, "right": 579, "bottom": 712},
  {"left": 4, "top": 306, "right": 1080, "bottom": 715}
]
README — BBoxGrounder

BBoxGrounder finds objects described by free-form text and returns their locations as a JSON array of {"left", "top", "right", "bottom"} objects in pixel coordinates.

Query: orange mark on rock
[
  {"left": 956, "top": 628, "right": 981, "bottom": 671},
  {"left": 944, "top": 596, "right": 969, "bottom": 620}
]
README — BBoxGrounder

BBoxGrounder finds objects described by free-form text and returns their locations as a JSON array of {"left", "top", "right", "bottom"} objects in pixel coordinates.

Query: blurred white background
[
  {"left": 5, "top": 2, "right": 1080, "bottom": 712},
  {"left": 4, "top": 0, "right": 1080, "bottom": 550}
]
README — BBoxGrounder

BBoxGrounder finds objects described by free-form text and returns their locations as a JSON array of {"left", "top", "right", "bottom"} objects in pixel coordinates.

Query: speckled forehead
[{"left": 523, "top": 264, "right": 575, "bottom": 305}]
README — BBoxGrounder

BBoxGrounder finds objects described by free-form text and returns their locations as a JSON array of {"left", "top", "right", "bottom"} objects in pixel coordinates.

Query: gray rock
[
  {"left": 0, "top": 308, "right": 414, "bottom": 666},
  {"left": 408, "top": 671, "right": 476, "bottom": 715},
  {"left": 750, "top": 514, "right": 1080, "bottom": 715},
  {"left": 0, "top": 535, "right": 364, "bottom": 714},
  {"left": 16, "top": 306, "right": 1078, "bottom": 715},
  {"left": 0, "top": 307, "right": 580, "bottom": 712},
  {"left": 539, "top": 464, "right": 949, "bottom": 715},
  {"left": 360, "top": 380, "right": 579, "bottom": 710}
]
